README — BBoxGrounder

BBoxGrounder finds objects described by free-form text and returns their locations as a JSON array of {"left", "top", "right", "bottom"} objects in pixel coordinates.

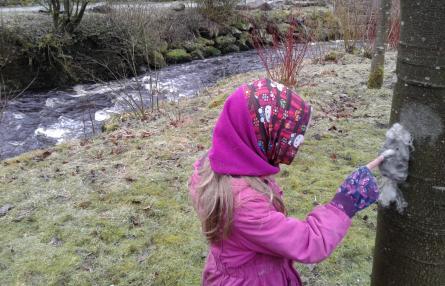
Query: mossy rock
[
  {"left": 191, "top": 49, "right": 205, "bottom": 60},
  {"left": 215, "top": 35, "right": 237, "bottom": 49},
  {"left": 221, "top": 44, "right": 240, "bottom": 54},
  {"left": 237, "top": 32, "right": 254, "bottom": 50},
  {"left": 196, "top": 37, "right": 215, "bottom": 46},
  {"left": 165, "top": 49, "right": 192, "bottom": 64},
  {"left": 217, "top": 26, "right": 232, "bottom": 36},
  {"left": 158, "top": 40, "right": 169, "bottom": 54},
  {"left": 237, "top": 39, "right": 250, "bottom": 51},
  {"left": 230, "top": 27, "right": 242, "bottom": 38},
  {"left": 202, "top": 46, "right": 222, "bottom": 57},
  {"left": 277, "top": 23, "right": 292, "bottom": 35},
  {"left": 182, "top": 41, "right": 204, "bottom": 53},
  {"left": 149, "top": 51, "right": 166, "bottom": 68},
  {"left": 233, "top": 22, "right": 253, "bottom": 32},
  {"left": 237, "top": 33, "right": 253, "bottom": 51},
  {"left": 256, "top": 29, "right": 274, "bottom": 45},
  {"left": 198, "top": 26, "right": 219, "bottom": 39},
  {"left": 269, "top": 9, "right": 292, "bottom": 23}
]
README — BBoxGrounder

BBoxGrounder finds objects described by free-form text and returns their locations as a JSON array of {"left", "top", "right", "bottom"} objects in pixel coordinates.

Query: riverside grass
[{"left": 0, "top": 52, "right": 396, "bottom": 285}]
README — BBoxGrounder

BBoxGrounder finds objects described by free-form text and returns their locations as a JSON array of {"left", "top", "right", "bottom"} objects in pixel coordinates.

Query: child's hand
[
  {"left": 366, "top": 150, "right": 395, "bottom": 171},
  {"left": 330, "top": 167, "right": 379, "bottom": 217}
]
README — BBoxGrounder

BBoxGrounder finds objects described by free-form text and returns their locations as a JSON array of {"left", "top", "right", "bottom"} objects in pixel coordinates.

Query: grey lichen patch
[
  {"left": 378, "top": 123, "right": 413, "bottom": 213},
  {"left": 400, "top": 103, "right": 444, "bottom": 144}
]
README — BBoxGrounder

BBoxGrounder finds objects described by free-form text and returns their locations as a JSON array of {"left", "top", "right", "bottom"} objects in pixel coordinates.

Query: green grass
[{"left": 0, "top": 52, "right": 396, "bottom": 285}]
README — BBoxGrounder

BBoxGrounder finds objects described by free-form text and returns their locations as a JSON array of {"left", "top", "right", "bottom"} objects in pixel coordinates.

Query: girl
[{"left": 189, "top": 78, "right": 385, "bottom": 285}]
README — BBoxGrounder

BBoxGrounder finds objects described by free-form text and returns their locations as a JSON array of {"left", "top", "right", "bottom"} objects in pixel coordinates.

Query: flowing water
[
  {"left": 0, "top": 50, "right": 266, "bottom": 159},
  {"left": 0, "top": 43, "right": 342, "bottom": 160}
]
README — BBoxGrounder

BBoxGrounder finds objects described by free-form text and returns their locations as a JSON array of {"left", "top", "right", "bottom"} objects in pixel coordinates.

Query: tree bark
[
  {"left": 368, "top": 0, "right": 391, "bottom": 89},
  {"left": 371, "top": 1, "right": 445, "bottom": 285}
]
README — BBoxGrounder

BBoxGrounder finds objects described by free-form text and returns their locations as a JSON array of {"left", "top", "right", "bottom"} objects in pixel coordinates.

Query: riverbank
[
  {"left": 0, "top": 51, "right": 396, "bottom": 285},
  {"left": 0, "top": 3, "right": 340, "bottom": 94}
]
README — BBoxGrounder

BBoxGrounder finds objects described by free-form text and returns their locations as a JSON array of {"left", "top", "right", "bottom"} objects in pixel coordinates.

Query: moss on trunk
[{"left": 367, "top": 65, "right": 384, "bottom": 89}]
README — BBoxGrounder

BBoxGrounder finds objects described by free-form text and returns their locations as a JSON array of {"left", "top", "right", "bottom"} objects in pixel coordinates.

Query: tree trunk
[
  {"left": 371, "top": 1, "right": 445, "bottom": 285},
  {"left": 368, "top": 0, "right": 391, "bottom": 89}
]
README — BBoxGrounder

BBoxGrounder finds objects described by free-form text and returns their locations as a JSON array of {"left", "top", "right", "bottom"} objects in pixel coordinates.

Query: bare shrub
[
  {"left": 334, "top": 0, "right": 375, "bottom": 53},
  {"left": 106, "top": 3, "right": 163, "bottom": 59},
  {"left": 334, "top": 0, "right": 399, "bottom": 55},
  {"left": 196, "top": 0, "right": 239, "bottom": 23},
  {"left": 40, "top": 0, "right": 90, "bottom": 33},
  {"left": 387, "top": 0, "right": 400, "bottom": 49},
  {"left": 251, "top": 16, "right": 310, "bottom": 87},
  {"left": 360, "top": 0, "right": 400, "bottom": 58}
]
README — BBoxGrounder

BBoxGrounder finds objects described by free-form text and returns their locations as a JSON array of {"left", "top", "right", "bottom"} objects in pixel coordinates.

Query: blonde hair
[{"left": 192, "top": 155, "right": 287, "bottom": 242}]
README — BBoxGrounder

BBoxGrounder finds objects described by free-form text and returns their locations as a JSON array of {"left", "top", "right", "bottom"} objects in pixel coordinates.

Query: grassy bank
[
  {"left": 0, "top": 51, "right": 396, "bottom": 285},
  {"left": 0, "top": 8, "right": 230, "bottom": 93},
  {"left": 0, "top": 4, "right": 341, "bottom": 95},
  {"left": 0, "top": 0, "right": 36, "bottom": 6}
]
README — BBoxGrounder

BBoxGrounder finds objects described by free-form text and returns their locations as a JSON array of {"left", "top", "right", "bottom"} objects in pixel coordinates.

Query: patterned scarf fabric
[{"left": 244, "top": 78, "right": 312, "bottom": 166}]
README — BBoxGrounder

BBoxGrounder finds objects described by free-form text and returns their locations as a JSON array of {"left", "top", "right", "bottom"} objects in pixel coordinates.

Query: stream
[
  {"left": 0, "top": 43, "right": 342, "bottom": 160},
  {"left": 0, "top": 50, "right": 265, "bottom": 160}
]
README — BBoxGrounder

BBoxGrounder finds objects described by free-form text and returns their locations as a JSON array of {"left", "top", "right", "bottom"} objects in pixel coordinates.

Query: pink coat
[{"left": 190, "top": 161, "right": 352, "bottom": 286}]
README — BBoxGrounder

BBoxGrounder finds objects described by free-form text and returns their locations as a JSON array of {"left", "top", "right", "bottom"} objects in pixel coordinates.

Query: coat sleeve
[{"left": 233, "top": 189, "right": 352, "bottom": 264}]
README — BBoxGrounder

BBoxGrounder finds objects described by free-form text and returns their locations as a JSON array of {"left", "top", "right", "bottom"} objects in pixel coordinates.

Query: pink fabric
[
  {"left": 208, "top": 84, "right": 280, "bottom": 176},
  {"left": 208, "top": 79, "right": 311, "bottom": 176},
  {"left": 190, "top": 161, "right": 352, "bottom": 286}
]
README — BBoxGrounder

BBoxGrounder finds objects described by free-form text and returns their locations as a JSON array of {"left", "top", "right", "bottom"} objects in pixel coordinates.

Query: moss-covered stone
[
  {"left": 202, "top": 46, "right": 222, "bottom": 57},
  {"left": 183, "top": 41, "right": 203, "bottom": 53},
  {"left": 149, "top": 51, "right": 167, "bottom": 68},
  {"left": 215, "top": 35, "right": 237, "bottom": 49},
  {"left": 196, "top": 37, "right": 215, "bottom": 47},
  {"left": 221, "top": 44, "right": 240, "bottom": 54},
  {"left": 158, "top": 40, "right": 169, "bottom": 54},
  {"left": 217, "top": 26, "right": 232, "bottom": 37},
  {"left": 237, "top": 32, "right": 253, "bottom": 48},
  {"left": 237, "top": 40, "right": 250, "bottom": 51},
  {"left": 198, "top": 26, "right": 219, "bottom": 39},
  {"left": 277, "top": 23, "right": 292, "bottom": 35},
  {"left": 165, "top": 49, "right": 192, "bottom": 64},
  {"left": 191, "top": 49, "right": 205, "bottom": 60},
  {"left": 230, "top": 27, "right": 242, "bottom": 38},
  {"left": 237, "top": 32, "right": 254, "bottom": 50},
  {"left": 256, "top": 29, "right": 274, "bottom": 45},
  {"left": 269, "top": 9, "right": 292, "bottom": 23},
  {"left": 233, "top": 22, "right": 253, "bottom": 32}
]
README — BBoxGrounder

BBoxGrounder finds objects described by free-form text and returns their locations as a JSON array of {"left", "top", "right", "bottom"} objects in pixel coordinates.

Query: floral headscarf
[
  {"left": 245, "top": 78, "right": 312, "bottom": 166},
  {"left": 209, "top": 78, "right": 312, "bottom": 176}
]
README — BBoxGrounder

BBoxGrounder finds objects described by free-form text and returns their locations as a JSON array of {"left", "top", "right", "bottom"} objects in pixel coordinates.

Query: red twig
[
  {"left": 251, "top": 17, "right": 309, "bottom": 87},
  {"left": 387, "top": 0, "right": 400, "bottom": 49}
]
